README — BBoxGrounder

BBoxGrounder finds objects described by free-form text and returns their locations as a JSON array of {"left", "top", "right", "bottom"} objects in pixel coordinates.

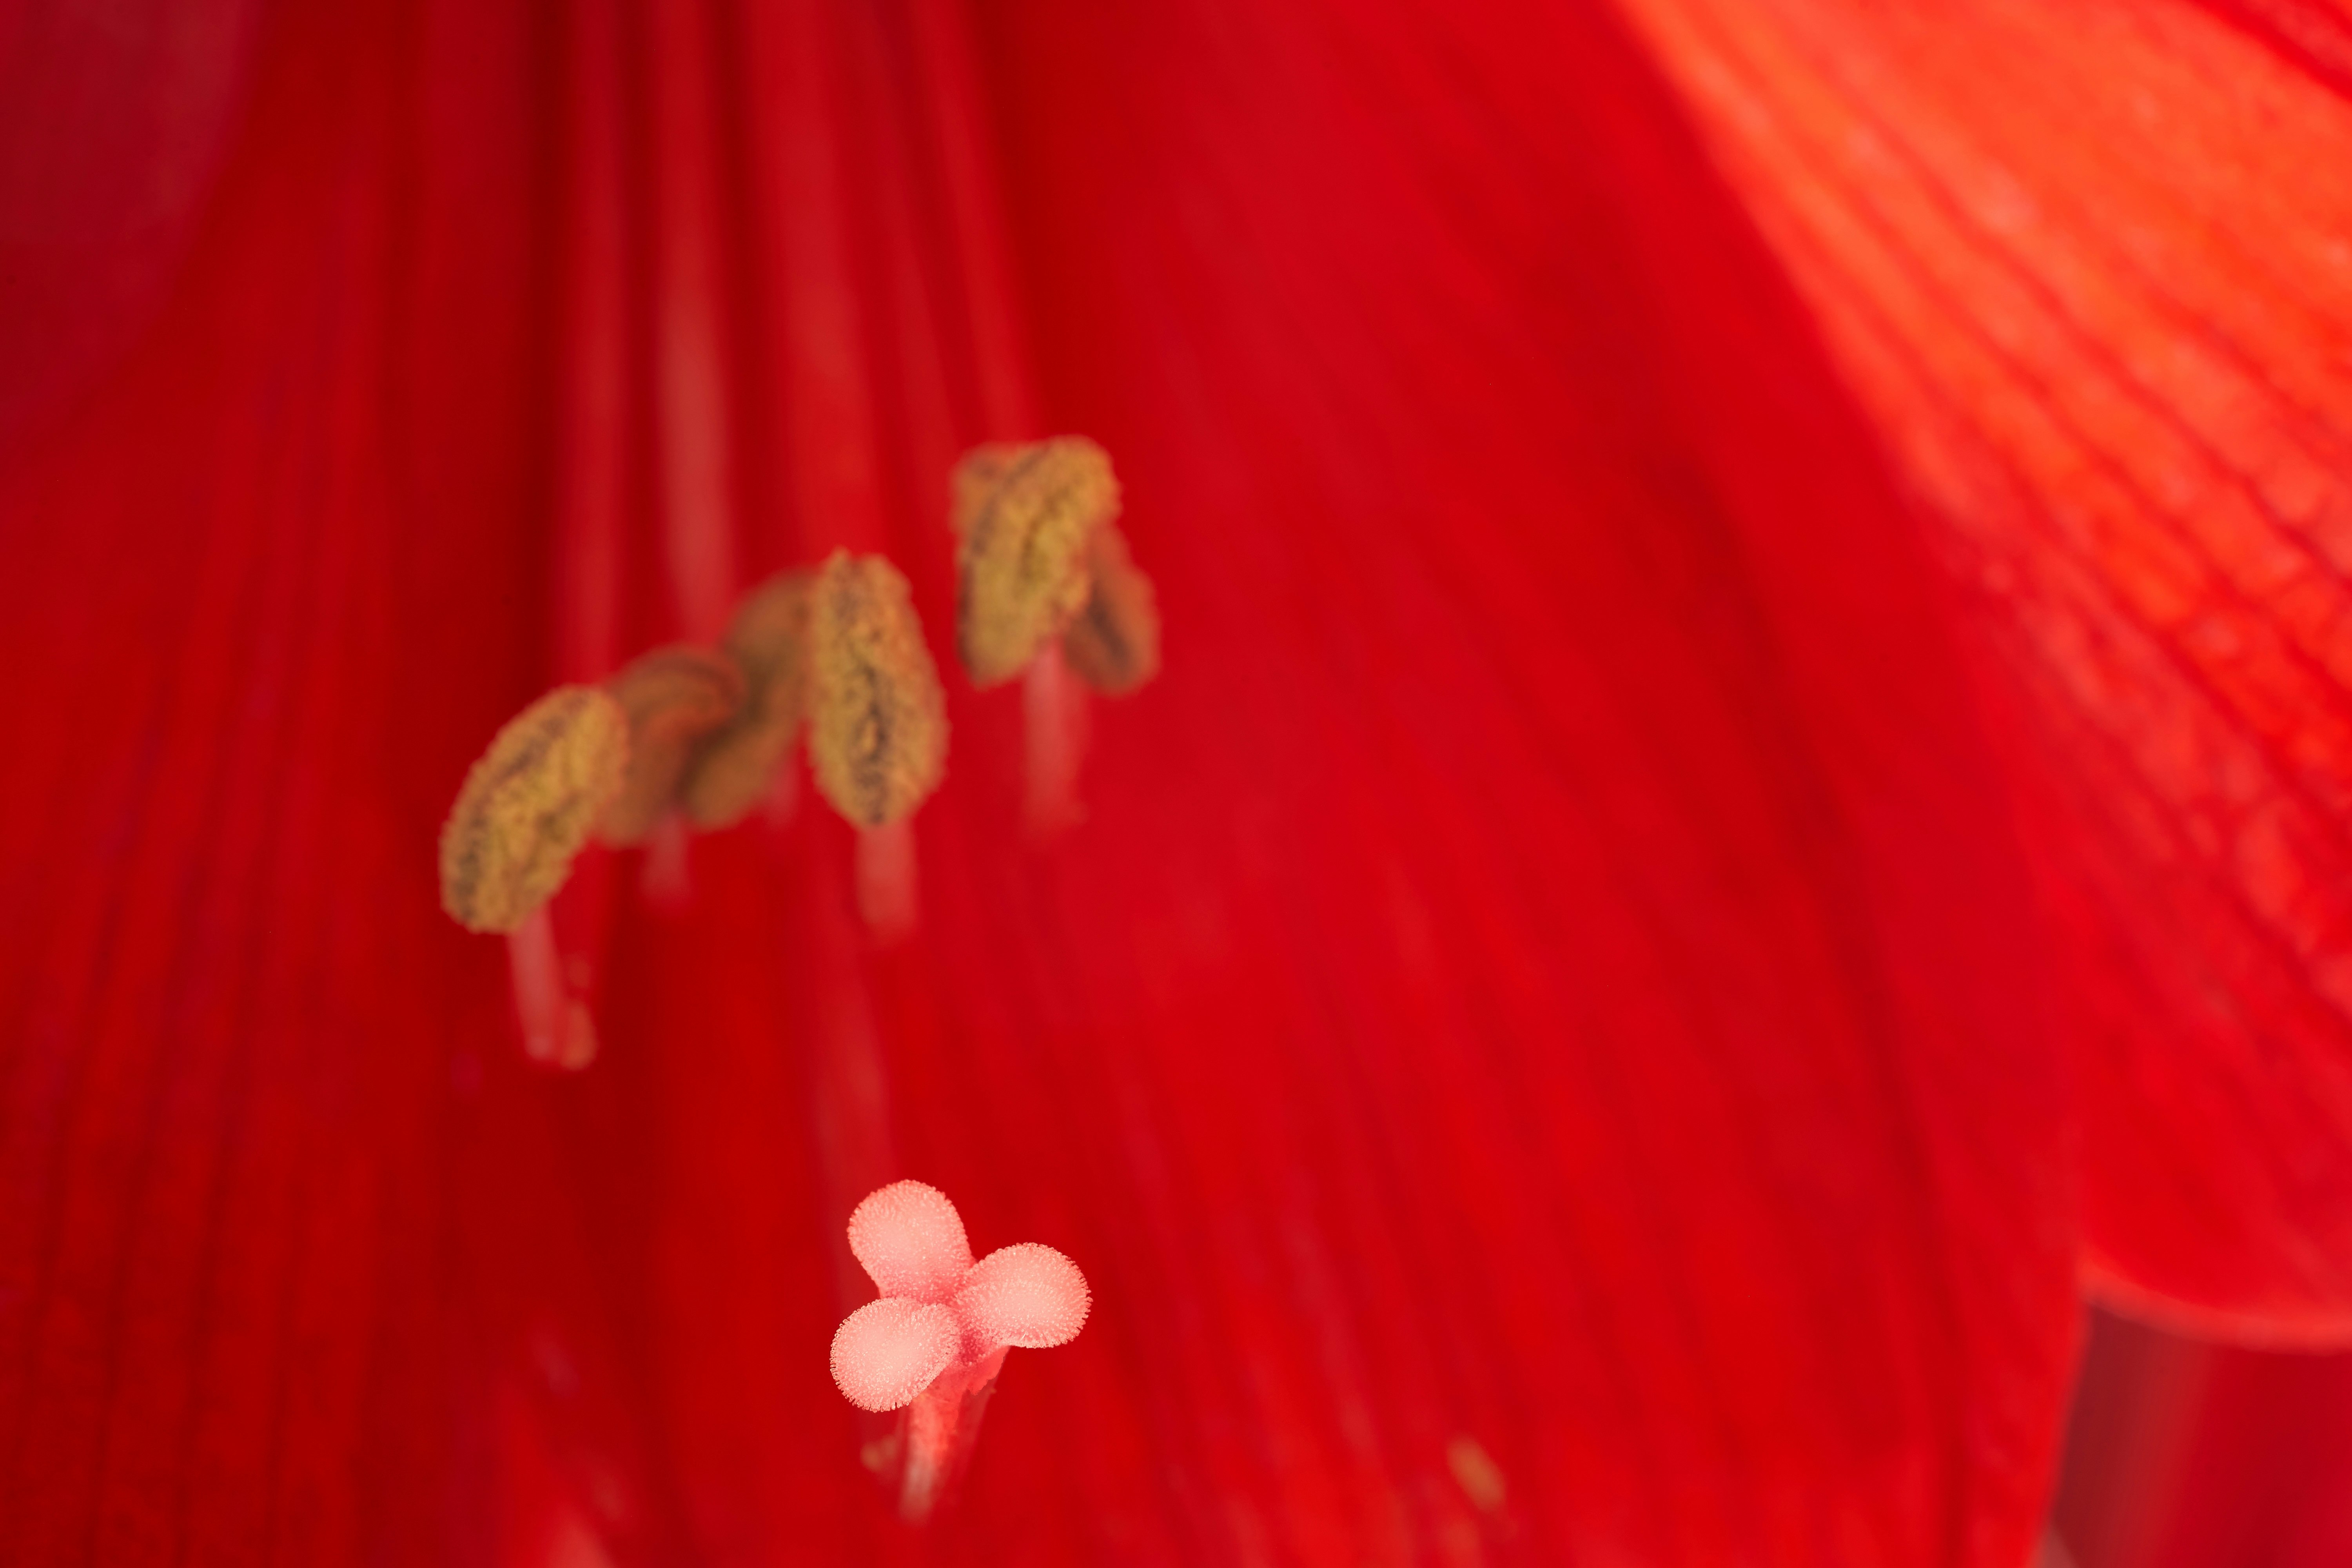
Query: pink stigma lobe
[
  {"left": 955, "top": 1243, "right": 1091, "bottom": 1350},
  {"left": 847, "top": 1180, "right": 974, "bottom": 1303},
  {"left": 830, "top": 1299, "right": 960, "bottom": 1413}
]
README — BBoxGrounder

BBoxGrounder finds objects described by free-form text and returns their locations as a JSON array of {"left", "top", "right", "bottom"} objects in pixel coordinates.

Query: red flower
[{"left": 0, "top": 1, "right": 2345, "bottom": 1564}]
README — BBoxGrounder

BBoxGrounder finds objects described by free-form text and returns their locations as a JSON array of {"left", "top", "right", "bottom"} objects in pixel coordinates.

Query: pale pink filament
[
  {"left": 1022, "top": 641, "right": 1087, "bottom": 837},
  {"left": 829, "top": 1180, "right": 1089, "bottom": 1521},
  {"left": 507, "top": 906, "right": 568, "bottom": 1065},
  {"left": 507, "top": 905, "right": 597, "bottom": 1071},
  {"left": 854, "top": 818, "right": 919, "bottom": 944}
]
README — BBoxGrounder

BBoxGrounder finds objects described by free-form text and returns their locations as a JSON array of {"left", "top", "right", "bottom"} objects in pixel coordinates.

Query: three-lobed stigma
[
  {"left": 829, "top": 1181, "right": 1090, "bottom": 1521},
  {"left": 831, "top": 1179, "right": 1089, "bottom": 1408}
]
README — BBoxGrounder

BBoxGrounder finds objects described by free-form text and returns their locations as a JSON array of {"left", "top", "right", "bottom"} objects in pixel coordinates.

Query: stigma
[{"left": 829, "top": 1180, "right": 1089, "bottom": 1521}]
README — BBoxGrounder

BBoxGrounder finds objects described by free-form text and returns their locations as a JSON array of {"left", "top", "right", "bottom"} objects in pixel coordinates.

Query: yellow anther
[
  {"left": 1060, "top": 524, "right": 1160, "bottom": 697},
  {"left": 439, "top": 686, "right": 630, "bottom": 933},
  {"left": 596, "top": 646, "right": 745, "bottom": 846},
  {"left": 949, "top": 444, "right": 1023, "bottom": 540},
  {"left": 681, "top": 570, "right": 814, "bottom": 829},
  {"left": 808, "top": 551, "right": 948, "bottom": 829},
  {"left": 953, "top": 437, "right": 1119, "bottom": 687}
]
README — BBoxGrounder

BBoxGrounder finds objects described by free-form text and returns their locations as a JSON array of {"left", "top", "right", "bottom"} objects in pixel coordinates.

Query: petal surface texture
[
  {"left": 829, "top": 1299, "right": 960, "bottom": 1413},
  {"left": 846, "top": 1179, "right": 975, "bottom": 1304},
  {"left": 956, "top": 1243, "right": 1090, "bottom": 1351},
  {"left": 2053, "top": 1314, "right": 2352, "bottom": 1568},
  {"left": 0, "top": 1, "right": 2100, "bottom": 1566},
  {"left": 1613, "top": 0, "right": 2352, "bottom": 1339}
]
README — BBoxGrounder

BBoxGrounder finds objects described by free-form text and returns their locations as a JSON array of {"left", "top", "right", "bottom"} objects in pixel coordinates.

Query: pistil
[{"left": 829, "top": 1182, "right": 1090, "bottom": 1523}]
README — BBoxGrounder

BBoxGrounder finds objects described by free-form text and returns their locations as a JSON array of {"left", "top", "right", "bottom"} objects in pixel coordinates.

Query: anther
[
  {"left": 595, "top": 646, "right": 745, "bottom": 847},
  {"left": 829, "top": 1181, "right": 1090, "bottom": 1522},
  {"left": 680, "top": 569, "right": 813, "bottom": 830},
  {"left": 952, "top": 437, "right": 1118, "bottom": 688},
  {"left": 806, "top": 551, "right": 947, "bottom": 939},
  {"left": 440, "top": 686, "right": 630, "bottom": 935},
  {"left": 1060, "top": 524, "right": 1161, "bottom": 696}
]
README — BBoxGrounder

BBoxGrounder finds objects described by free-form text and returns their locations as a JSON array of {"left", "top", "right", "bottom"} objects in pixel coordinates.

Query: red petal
[
  {"left": 0, "top": 0, "right": 261, "bottom": 456},
  {"left": 2054, "top": 1313, "right": 2352, "bottom": 1567},
  {"left": 0, "top": 0, "right": 2078, "bottom": 1564},
  {"left": 0, "top": 4, "right": 677, "bottom": 1561},
  {"left": 1617, "top": 0, "right": 2352, "bottom": 1337}
]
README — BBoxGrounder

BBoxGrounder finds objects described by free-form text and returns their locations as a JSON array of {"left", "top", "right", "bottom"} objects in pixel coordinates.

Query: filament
[
  {"left": 1022, "top": 641, "right": 1088, "bottom": 836},
  {"left": 855, "top": 818, "right": 919, "bottom": 944}
]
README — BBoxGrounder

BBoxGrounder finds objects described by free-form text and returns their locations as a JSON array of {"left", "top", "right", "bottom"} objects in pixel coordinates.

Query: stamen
[
  {"left": 595, "top": 646, "right": 744, "bottom": 847},
  {"left": 951, "top": 437, "right": 1118, "bottom": 688},
  {"left": 441, "top": 688, "right": 627, "bottom": 1068},
  {"left": 1060, "top": 524, "right": 1161, "bottom": 697},
  {"left": 680, "top": 569, "right": 813, "bottom": 830},
  {"left": 806, "top": 552, "right": 948, "bottom": 939},
  {"left": 439, "top": 686, "right": 630, "bottom": 935},
  {"left": 949, "top": 441, "right": 1156, "bottom": 832},
  {"left": 829, "top": 1181, "right": 1089, "bottom": 1522}
]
